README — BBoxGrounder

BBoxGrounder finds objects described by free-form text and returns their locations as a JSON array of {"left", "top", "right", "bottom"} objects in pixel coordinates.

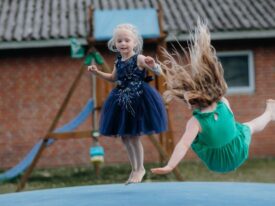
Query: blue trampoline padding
[
  {"left": 94, "top": 9, "right": 160, "bottom": 41},
  {"left": 0, "top": 182, "right": 275, "bottom": 206},
  {"left": 0, "top": 99, "right": 94, "bottom": 182}
]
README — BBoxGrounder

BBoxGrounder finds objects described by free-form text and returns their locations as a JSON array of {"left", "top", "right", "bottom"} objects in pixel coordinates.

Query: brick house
[{"left": 0, "top": 0, "right": 275, "bottom": 170}]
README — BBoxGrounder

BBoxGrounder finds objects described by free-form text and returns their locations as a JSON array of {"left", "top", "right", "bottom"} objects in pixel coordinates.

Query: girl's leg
[
  {"left": 244, "top": 99, "right": 275, "bottom": 135},
  {"left": 121, "top": 136, "right": 137, "bottom": 184},
  {"left": 127, "top": 136, "right": 146, "bottom": 183}
]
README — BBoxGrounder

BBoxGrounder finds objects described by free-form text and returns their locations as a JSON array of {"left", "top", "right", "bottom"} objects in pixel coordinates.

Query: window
[{"left": 218, "top": 51, "right": 255, "bottom": 94}]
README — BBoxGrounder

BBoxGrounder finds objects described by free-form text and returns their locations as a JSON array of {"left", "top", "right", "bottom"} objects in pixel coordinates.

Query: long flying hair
[{"left": 161, "top": 20, "right": 227, "bottom": 109}]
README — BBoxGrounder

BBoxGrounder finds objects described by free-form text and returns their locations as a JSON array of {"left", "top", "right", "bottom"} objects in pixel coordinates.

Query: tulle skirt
[{"left": 99, "top": 83, "right": 168, "bottom": 137}]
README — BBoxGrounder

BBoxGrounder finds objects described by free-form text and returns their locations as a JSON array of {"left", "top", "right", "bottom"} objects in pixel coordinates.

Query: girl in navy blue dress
[{"left": 88, "top": 24, "right": 167, "bottom": 184}]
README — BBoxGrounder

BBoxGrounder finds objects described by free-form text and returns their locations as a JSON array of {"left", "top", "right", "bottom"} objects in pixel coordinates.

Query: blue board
[{"left": 94, "top": 9, "right": 160, "bottom": 40}]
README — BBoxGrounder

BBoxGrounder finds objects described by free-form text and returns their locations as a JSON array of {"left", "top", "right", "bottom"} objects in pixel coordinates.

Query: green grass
[{"left": 1, "top": 158, "right": 275, "bottom": 194}]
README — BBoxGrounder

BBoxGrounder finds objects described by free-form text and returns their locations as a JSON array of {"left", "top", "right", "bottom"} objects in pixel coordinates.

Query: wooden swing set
[{"left": 15, "top": 4, "right": 184, "bottom": 192}]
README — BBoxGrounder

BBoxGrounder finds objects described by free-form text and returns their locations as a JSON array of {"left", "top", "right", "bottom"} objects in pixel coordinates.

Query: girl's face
[{"left": 115, "top": 29, "right": 137, "bottom": 56}]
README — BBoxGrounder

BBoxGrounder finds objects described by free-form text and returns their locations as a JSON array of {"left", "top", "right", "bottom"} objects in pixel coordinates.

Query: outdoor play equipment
[
  {"left": 90, "top": 141, "right": 104, "bottom": 164},
  {"left": 0, "top": 99, "right": 94, "bottom": 182},
  {"left": 1, "top": 3, "right": 183, "bottom": 192}
]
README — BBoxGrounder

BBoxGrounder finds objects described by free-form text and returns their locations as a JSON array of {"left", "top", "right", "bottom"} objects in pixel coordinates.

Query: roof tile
[{"left": 0, "top": 0, "right": 275, "bottom": 42}]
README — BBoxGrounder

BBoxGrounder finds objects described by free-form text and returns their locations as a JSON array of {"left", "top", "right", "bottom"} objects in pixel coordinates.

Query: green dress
[{"left": 191, "top": 101, "right": 251, "bottom": 173}]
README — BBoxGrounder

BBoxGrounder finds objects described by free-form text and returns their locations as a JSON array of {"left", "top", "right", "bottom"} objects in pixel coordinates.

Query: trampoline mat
[{"left": 0, "top": 182, "right": 275, "bottom": 206}]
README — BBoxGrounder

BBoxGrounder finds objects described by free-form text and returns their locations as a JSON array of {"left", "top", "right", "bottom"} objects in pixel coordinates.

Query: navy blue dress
[{"left": 99, "top": 54, "right": 168, "bottom": 137}]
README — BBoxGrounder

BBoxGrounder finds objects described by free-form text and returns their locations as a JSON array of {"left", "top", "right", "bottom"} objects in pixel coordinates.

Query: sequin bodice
[{"left": 114, "top": 54, "right": 145, "bottom": 116}]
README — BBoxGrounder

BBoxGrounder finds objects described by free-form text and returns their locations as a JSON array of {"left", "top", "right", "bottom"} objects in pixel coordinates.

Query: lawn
[{"left": 1, "top": 158, "right": 275, "bottom": 194}]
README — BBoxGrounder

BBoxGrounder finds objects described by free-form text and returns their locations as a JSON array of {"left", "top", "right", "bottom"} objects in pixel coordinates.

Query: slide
[{"left": 0, "top": 99, "right": 94, "bottom": 182}]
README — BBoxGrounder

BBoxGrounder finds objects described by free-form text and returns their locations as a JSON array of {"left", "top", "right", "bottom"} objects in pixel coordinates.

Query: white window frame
[{"left": 217, "top": 51, "right": 255, "bottom": 94}]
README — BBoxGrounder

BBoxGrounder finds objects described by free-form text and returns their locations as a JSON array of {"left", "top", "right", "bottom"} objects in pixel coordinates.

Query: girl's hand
[
  {"left": 144, "top": 56, "right": 156, "bottom": 68},
  {"left": 151, "top": 165, "right": 173, "bottom": 175},
  {"left": 87, "top": 65, "right": 99, "bottom": 75}
]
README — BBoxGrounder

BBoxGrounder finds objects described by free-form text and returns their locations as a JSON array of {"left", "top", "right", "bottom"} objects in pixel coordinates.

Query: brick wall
[{"left": 0, "top": 39, "right": 275, "bottom": 170}]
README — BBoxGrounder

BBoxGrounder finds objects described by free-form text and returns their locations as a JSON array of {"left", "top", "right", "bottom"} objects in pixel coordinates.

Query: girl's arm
[
  {"left": 87, "top": 65, "right": 116, "bottom": 82},
  {"left": 137, "top": 54, "right": 163, "bottom": 76},
  {"left": 151, "top": 117, "right": 200, "bottom": 174}
]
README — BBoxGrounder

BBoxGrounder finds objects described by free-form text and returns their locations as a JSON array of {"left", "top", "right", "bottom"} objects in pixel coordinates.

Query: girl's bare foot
[
  {"left": 126, "top": 169, "right": 146, "bottom": 184},
  {"left": 125, "top": 171, "right": 134, "bottom": 185}
]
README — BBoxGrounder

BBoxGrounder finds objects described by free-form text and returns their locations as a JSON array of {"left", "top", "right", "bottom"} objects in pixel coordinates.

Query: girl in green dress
[{"left": 151, "top": 21, "right": 275, "bottom": 174}]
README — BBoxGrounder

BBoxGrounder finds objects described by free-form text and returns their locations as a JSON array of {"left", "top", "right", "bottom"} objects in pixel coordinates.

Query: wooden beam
[
  {"left": 155, "top": 0, "right": 177, "bottom": 161},
  {"left": 88, "top": 5, "right": 94, "bottom": 40},
  {"left": 147, "top": 135, "right": 184, "bottom": 181},
  {"left": 48, "top": 130, "right": 93, "bottom": 140},
  {"left": 16, "top": 64, "right": 87, "bottom": 192}
]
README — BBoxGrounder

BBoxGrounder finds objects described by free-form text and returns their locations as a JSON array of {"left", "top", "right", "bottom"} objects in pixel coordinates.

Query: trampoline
[{"left": 1, "top": 182, "right": 275, "bottom": 206}]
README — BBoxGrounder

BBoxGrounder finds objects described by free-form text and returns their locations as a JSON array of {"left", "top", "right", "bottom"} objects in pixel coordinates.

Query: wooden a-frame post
[{"left": 16, "top": 58, "right": 89, "bottom": 192}]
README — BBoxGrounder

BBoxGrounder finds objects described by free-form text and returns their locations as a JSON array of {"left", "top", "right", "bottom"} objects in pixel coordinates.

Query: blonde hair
[
  {"left": 107, "top": 23, "right": 143, "bottom": 54},
  {"left": 161, "top": 21, "right": 227, "bottom": 109}
]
